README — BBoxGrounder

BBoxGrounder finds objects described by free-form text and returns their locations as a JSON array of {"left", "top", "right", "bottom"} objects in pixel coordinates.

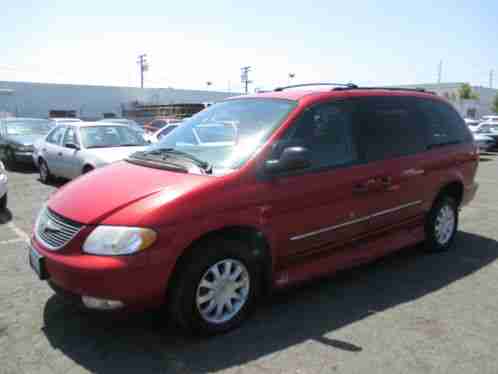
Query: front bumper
[{"left": 31, "top": 237, "right": 173, "bottom": 310}]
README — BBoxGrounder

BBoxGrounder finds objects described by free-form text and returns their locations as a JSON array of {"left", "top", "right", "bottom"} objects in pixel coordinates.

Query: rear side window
[
  {"left": 353, "top": 97, "right": 427, "bottom": 162},
  {"left": 416, "top": 99, "right": 472, "bottom": 146}
]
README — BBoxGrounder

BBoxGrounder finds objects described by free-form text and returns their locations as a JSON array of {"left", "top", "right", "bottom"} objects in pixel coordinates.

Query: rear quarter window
[{"left": 416, "top": 99, "right": 472, "bottom": 146}]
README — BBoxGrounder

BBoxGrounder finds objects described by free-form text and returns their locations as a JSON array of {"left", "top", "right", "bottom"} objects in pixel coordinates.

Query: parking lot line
[
  {"left": 0, "top": 238, "right": 25, "bottom": 246},
  {"left": 6, "top": 222, "right": 30, "bottom": 242}
]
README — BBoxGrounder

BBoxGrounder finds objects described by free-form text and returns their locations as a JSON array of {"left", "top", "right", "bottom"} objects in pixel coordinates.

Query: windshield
[
  {"left": 151, "top": 98, "right": 296, "bottom": 171},
  {"left": 80, "top": 126, "right": 147, "bottom": 148},
  {"left": 5, "top": 119, "right": 54, "bottom": 135}
]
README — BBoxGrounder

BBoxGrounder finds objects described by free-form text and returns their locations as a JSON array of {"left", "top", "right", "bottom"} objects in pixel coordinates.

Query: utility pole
[
  {"left": 241, "top": 66, "right": 252, "bottom": 94},
  {"left": 437, "top": 60, "right": 442, "bottom": 84},
  {"left": 490, "top": 69, "right": 494, "bottom": 89},
  {"left": 288, "top": 72, "right": 295, "bottom": 85},
  {"left": 137, "top": 54, "right": 148, "bottom": 88}
]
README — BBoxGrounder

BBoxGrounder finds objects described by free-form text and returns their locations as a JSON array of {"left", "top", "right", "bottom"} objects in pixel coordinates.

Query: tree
[
  {"left": 492, "top": 94, "right": 498, "bottom": 114},
  {"left": 458, "top": 83, "right": 479, "bottom": 100}
]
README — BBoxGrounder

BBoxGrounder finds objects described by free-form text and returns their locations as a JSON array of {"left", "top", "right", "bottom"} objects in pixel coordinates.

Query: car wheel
[
  {"left": 169, "top": 238, "right": 261, "bottom": 335},
  {"left": 0, "top": 193, "right": 6, "bottom": 212},
  {"left": 5, "top": 149, "right": 16, "bottom": 170},
  {"left": 82, "top": 165, "right": 94, "bottom": 174},
  {"left": 39, "top": 159, "right": 53, "bottom": 184},
  {"left": 424, "top": 196, "right": 458, "bottom": 252}
]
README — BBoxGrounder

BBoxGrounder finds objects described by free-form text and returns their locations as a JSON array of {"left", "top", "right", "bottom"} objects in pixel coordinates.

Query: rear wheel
[
  {"left": 39, "top": 159, "right": 53, "bottom": 184},
  {"left": 169, "top": 238, "right": 261, "bottom": 335},
  {"left": 424, "top": 196, "right": 458, "bottom": 252},
  {"left": 0, "top": 193, "right": 7, "bottom": 212},
  {"left": 5, "top": 149, "right": 16, "bottom": 170}
]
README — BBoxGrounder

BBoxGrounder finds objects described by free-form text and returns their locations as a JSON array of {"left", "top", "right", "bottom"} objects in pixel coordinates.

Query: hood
[
  {"left": 6, "top": 134, "right": 44, "bottom": 146},
  {"left": 48, "top": 161, "right": 214, "bottom": 225},
  {"left": 86, "top": 146, "right": 147, "bottom": 164}
]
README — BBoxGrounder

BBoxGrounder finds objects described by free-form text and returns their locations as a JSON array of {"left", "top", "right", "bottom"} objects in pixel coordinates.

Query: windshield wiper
[
  {"left": 143, "top": 148, "right": 212, "bottom": 173},
  {"left": 120, "top": 143, "right": 143, "bottom": 147}
]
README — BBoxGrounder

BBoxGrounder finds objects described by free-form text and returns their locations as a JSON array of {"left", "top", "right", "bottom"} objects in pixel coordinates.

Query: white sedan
[
  {"left": 0, "top": 161, "right": 7, "bottom": 212},
  {"left": 146, "top": 123, "right": 180, "bottom": 143},
  {"left": 33, "top": 122, "right": 148, "bottom": 183}
]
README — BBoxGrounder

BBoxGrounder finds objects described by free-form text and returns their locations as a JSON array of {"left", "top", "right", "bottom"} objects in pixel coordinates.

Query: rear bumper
[
  {"left": 462, "top": 182, "right": 478, "bottom": 207},
  {"left": 0, "top": 174, "right": 7, "bottom": 198},
  {"left": 13, "top": 151, "right": 34, "bottom": 164}
]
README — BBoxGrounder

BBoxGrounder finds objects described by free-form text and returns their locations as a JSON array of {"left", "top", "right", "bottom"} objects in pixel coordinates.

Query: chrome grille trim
[{"left": 35, "top": 208, "right": 84, "bottom": 250}]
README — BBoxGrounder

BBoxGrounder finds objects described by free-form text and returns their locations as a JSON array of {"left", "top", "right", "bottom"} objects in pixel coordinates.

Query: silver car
[{"left": 33, "top": 122, "right": 147, "bottom": 183}]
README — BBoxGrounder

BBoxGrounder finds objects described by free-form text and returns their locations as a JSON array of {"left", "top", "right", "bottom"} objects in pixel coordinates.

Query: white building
[
  {"left": 0, "top": 81, "right": 238, "bottom": 120},
  {"left": 398, "top": 83, "right": 498, "bottom": 119}
]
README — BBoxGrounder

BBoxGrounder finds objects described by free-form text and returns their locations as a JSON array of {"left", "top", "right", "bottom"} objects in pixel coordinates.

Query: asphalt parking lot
[{"left": 1, "top": 154, "right": 498, "bottom": 374}]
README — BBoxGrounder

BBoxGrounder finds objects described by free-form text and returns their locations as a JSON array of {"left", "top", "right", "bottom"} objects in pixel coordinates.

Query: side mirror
[
  {"left": 264, "top": 146, "right": 312, "bottom": 174},
  {"left": 65, "top": 143, "right": 80, "bottom": 150}
]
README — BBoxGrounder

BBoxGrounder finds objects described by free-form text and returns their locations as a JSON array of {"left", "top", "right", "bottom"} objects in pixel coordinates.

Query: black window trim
[{"left": 258, "top": 98, "right": 361, "bottom": 180}]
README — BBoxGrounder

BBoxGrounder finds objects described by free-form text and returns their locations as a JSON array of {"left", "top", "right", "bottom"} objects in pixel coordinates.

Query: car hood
[
  {"left": 48, "top": 161, "right": 215, "bottom": 225},
  {"left": 85, "top": 146, "right": 148, "bottom": 164},
  {"left": 6, "top": 134, "right": 44, "bottom": 146}
]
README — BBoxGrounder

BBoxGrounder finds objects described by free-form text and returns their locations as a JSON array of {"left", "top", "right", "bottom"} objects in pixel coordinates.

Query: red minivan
[{"left": 29, "top": 84, "right": 479, "bottom": 335}]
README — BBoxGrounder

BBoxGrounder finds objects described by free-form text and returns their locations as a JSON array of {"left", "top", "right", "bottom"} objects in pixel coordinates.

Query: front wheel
[
  {"left": 424, "top": 196, "right": 458, "bottom": 252},
  {"left": 39, "top": 159, "right": 53, "bottom": 184},
  {"left": 169, "top": 238, "right": 261, "bottom": 335}
]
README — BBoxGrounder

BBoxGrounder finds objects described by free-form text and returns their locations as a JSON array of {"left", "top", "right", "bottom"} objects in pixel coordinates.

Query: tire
[
  {"left": 39, "top": 159, "right": 53, "bottom": 184},
  {"left": 424, "top": 196, "right": 459, "bottom": 253},
  {"left": 5, "top": 148, "right": 16, "bottom": 171},
  {"left": 169, "top": 237, "right": 262, "bottom": 335},
  {"left": 0, "top": 193, "right": 6, "bottom": 212},
  {"left": 82, "top": 165, "right": 94, "bottom": 174}
]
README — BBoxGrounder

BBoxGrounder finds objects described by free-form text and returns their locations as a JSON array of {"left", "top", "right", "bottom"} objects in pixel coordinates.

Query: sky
[{"left": 0, "top": 0, "right": 497, "bottom": 92}]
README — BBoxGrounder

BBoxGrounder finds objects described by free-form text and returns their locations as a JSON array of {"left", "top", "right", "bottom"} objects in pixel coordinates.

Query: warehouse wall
[{"left": 0, "top": 81, "right": 237, "bottom": 119}]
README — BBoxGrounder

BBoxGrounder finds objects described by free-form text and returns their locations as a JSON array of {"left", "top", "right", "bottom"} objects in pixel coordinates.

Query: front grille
[{"left": 35, "top": 208, "right": 83, "bottom": 250}]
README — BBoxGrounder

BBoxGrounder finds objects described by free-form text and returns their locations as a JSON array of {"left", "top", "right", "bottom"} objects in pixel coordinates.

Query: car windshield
[
  {"left": 150, "top": 98, "right": 296, "bottom": 171},
  {"left": 5, "top": 119, "right": 54, "bottom": 135},
  {"left": 80, "top": 126, "right": 147, "bottom": 148}
]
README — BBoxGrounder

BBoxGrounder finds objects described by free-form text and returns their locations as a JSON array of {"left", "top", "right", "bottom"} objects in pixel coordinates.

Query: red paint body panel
[{"left": 32, "top": 89, "right": 479, "bottom": 310}]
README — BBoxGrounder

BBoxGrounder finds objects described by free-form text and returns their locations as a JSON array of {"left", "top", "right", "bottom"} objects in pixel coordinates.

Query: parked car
[
  {"left": 50, "top": 118, "right": 82, "bottom": 125},
  {"left": 29, "top": 85, "right": 478, "bottom": 335},
  {"left": 0, "top": 161, "right": 7, "bottom": 212},
  {"left": 143, "top": 118, "right": 182, "bottom": 135},
  {"left": 0, "top": 118, "right": 55, "bottom": 169},
  {"left": 33, "top": 122, "right": 148, "bottom": 183},
  {"left": 147, "top": 122, "right": 180, "bottom": 143},
  {"left": 481, "top": 115, "right": 498, "bottom": 122},
  {"left": 474, "top": 123, "right": 498, "bottom": 145},
  {"left": 473, "top": 133, "right": 495, "bottom": 151}
]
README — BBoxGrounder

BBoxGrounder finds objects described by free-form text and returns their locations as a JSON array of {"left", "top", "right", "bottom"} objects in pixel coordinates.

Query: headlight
[{"left": 82, "top": 226, "right": 157, "bottom": 255}]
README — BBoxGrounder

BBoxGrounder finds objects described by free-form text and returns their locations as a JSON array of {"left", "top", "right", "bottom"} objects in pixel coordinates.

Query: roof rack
[
  {"left": 274, "top": 82, "right": 358, "bottom": 92},
  {"left": 332, "top": 86, "right": 436, "bottom": 95}
]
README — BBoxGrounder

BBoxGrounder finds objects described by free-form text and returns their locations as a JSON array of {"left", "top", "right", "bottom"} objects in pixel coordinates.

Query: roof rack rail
[
  {"left": 274, "top": 82, "right": 358, "bottom": 92},
  {"left": 333, "top": 86, "right": 436, "bottom": 95}
]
